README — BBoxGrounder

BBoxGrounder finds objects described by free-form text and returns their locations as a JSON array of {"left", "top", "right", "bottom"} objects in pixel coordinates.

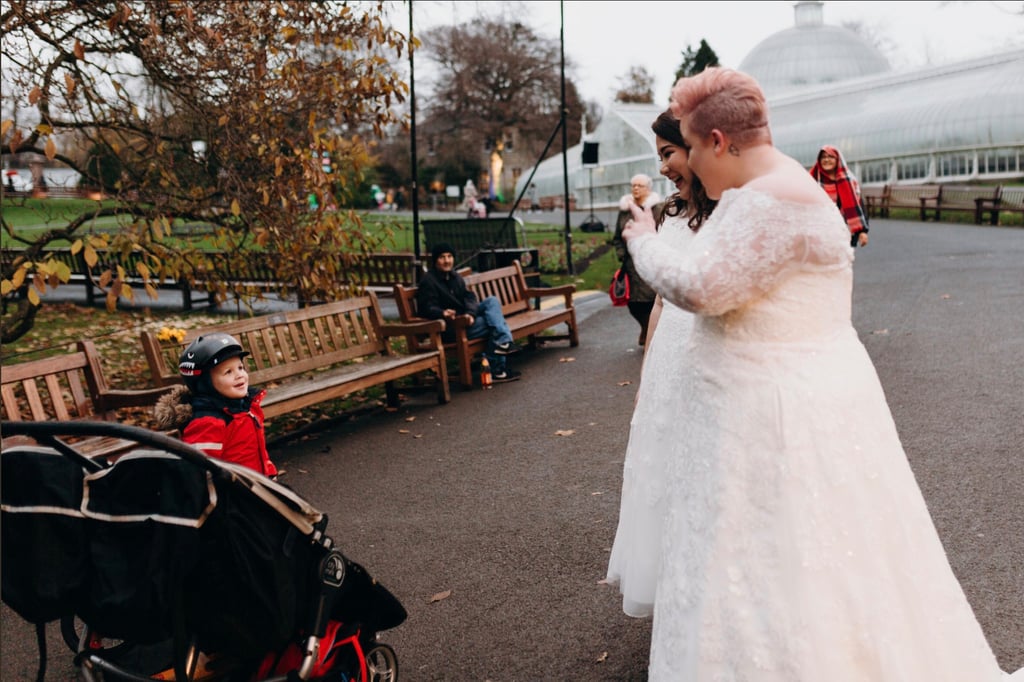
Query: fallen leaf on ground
[
  {"left": 428, "top": 590, "right": 452, "bottom": 603},
  {"left": 413, "top": 434, "right": 423, "bottom": 439},
  {"left": 555, "top": 429, "right": 575, "bottom": 437},
  {"left": 872, "top": 329, "right": 889, "bottom": 335},
  {"left": 618, "top": 380, "right": 632, "bottom": 386},
  {"left": 941, "top": 294, "right": 952, "bottom": 299},
  {"left": 398, "top": 429, "right": 410, "bottom": 434},
  {"left": 559, "top": 356, "right": 576, "bottom": 362},
  {"left": 596, "top": 652, "right": 608, "bottom": 662},
  {"left": 405, "top": 416, "right": 416, "bottom": 422}
]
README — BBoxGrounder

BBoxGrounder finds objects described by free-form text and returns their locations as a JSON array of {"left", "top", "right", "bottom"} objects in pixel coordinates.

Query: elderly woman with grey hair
[{"left": 612, "top": 173, "right": 662, "bottom": 346}]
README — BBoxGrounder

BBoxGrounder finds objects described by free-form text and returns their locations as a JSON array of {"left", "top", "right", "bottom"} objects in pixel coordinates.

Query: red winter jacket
[{"left": 182, "top": 388, "right": 277, "bottom": 477}]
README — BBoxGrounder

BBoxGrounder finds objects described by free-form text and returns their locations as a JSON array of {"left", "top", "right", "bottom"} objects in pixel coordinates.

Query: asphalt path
[{"left": 2, "top": 217, "right": 1022, "bottom": 680}]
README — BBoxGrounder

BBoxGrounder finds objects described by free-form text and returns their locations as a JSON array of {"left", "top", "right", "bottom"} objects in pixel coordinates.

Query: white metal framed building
[{"left": 515, "top": 2, "right": 1024, "bottom": 211}]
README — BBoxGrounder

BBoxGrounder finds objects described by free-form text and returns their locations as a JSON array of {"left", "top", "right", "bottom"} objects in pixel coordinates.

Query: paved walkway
[{"left": 2, "top": 218, "right": 1022, "bottom": 680}]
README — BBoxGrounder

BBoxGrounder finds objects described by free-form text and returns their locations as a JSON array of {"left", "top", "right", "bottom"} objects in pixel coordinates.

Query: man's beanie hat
[{"left": 431, "top": 242, "right": 456, "bottom": 262}]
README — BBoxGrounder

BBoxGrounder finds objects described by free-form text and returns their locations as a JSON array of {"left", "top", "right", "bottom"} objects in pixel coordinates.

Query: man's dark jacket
[{"left": 416, "top": 268, "right": 479, "bottom": 342}]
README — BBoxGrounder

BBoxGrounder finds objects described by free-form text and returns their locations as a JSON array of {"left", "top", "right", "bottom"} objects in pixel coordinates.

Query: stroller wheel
[
  {"left": 60, "top": 614, "right": 130, "bottom": 658},
  {"left": 363, "top": 643, "right": 398, "bottom": 682}
]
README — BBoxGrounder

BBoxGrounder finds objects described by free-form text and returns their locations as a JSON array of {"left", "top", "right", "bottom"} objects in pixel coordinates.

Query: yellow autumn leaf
[
  {"left": 1, "top": 120, "right": 12, "bottom": 137},
  {"left": 136, "top": 261, "right": 150, "bottom": 278},
  {"left": 11, "top": 267, "right": 26, "bottom": 289},
  {"left": 45, "top": 137, "right": 57, "bottom": 160},
  {"left": 64, "top": 72, "right": 76, "bottom": 96},
  {"left": 54, "top": 261, "right": 71, "bottom": 282},
  {"left": 27, "top": 287, "right": 40, "bottom": 306},
  {"left": 83, "top": 245, "right": 98, "bottom": 267},
  {"left": 70, "top": 239, "right": 83, "bottom": 254},
  {"left": 35, "top": 123, "right": 52, "bottom": 135},
  {"left": 145, "top": 283, "right": 158, "bottom": 299},
  {"left": 231, "top": 199, "right": 240, "bottom": 216},
  {"left": 0, "top": 280, "right": 12, "bottom": 295},
  {"left": 73, "top": 40, "right": 85, "bottom": 60},
  {"left": 28, "top": 86, "right": 41, "bottom": 104}
]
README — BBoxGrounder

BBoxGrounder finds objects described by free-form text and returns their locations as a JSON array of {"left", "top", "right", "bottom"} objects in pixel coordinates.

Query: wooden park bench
[
  {"left": 1, "top": 248, "right": 420, "bottom": 310},
  {"left": 1, "top": 340, "right": 175, "bottom": 458},
  {"left": 885, "top": 184, "right": 942, "bottom": 219},
  {"left": 0, "top": 247, "right": 200, "bottom": 308},
  {"left": 975, "top": 186, "right": 1024, "bottom": 225},
  {"left": 860, "top": 185, "right": 890, "bottom": 218},
  {"left": 140, "top": 293, "right": 450, "bottom": 415},
  {"left": 393, "top": 260, "right": 579, "bottom": 389},
  {"left": 919, "top": 185, "right": 1002, "bottom": 222}
]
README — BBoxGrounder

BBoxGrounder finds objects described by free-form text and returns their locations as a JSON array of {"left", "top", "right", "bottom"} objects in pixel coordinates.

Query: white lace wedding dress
[
  {"left": 606, "top": 210, "right": 696, "bottom": 617},
  {"left": 607, "top": 187, "right": 1020, "bottom": 681}
]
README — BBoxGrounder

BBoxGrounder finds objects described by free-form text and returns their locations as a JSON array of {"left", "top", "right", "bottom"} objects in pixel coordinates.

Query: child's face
[{"left": 210, "top": 356, "right": 249, "bottom": 400}]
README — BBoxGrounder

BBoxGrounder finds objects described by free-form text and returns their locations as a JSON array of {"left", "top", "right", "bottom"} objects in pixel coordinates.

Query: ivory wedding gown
[{"left": 606, "top": 187, "right": 1021, "bottom": 681}]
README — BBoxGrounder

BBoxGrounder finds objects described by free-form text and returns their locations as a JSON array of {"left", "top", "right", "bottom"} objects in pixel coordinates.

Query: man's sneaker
[
  {"left": 491, "top": 369, "right": 522, "bottom": 383},
  {"left": 493, "top": 341, "right": 521, "bottom": 356}
]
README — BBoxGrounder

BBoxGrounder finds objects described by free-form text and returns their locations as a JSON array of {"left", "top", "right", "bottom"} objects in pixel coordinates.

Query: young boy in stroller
[
  {"left": 155, "top": 332, "right": 278, "bottom": 477},
  {"left": 1, "top": 333, "right": 406, "bottom": 681}
]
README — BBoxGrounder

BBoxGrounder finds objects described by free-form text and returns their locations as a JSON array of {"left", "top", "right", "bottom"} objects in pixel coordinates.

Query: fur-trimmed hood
[
  {"left": 619, "top": 191, "right": 661, "bottom": 212},
  {"left": 153, "top": 384, "right": 195, "bottom": 431}
]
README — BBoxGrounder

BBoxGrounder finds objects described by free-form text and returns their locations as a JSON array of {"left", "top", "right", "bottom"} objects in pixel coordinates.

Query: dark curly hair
[{"left": 651, "top": 110, "right": 716, "bottom": 231}]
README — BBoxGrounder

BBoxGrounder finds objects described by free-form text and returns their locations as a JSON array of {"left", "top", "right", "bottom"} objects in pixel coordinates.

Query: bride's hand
[{"left": 622, "top": 202, "right": 657, "bottom": 241}]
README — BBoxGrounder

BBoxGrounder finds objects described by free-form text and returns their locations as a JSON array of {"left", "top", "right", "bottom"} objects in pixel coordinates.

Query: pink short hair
[{"left": 669, "top": 67, "right": 771, "bottom": 147}]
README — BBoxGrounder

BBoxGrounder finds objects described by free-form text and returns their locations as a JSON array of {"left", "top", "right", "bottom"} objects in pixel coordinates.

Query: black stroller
[{"left": 1, "top": 420, "right": 406, "bottom": 681}]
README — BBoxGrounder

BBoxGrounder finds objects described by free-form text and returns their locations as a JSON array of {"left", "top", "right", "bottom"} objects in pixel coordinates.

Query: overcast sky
[{"left": 407, "top": 0, "right": 1024, "bottom": 104}]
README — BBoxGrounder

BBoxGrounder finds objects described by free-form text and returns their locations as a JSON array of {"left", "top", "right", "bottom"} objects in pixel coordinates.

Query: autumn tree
[
  {"left": 414, "top": 16, "right": 587, "bottom": 192},
  {"left": 1, "top": 0, "right": 410, "bottom": 342},
  {"left": 674, "top": 39, "right": 721, "bottom": 81},
  {"left": 614, "top": 66, "right": 655, "bottom": 104}
]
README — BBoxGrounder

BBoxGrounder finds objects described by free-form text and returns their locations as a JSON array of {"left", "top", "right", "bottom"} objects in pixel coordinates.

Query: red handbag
[{"left": 609, "top": 268, "right": 630, "bottom": 306}]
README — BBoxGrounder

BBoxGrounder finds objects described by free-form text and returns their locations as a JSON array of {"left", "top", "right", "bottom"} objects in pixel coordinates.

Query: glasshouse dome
[
  {"left": 738, "top": 1, "right": 890, "bottom": 97},
  {"left": 515, "top": 3, "right": 1024, "bottom": 210}
]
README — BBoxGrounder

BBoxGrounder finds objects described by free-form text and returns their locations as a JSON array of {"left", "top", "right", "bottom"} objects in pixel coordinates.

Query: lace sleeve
[{"left": 628, "top": 188, "right": 847, "bottom": 316}]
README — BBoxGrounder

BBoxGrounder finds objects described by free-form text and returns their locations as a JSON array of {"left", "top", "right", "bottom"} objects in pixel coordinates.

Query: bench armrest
[
  {"left": 97, "top": 385, "right": 177, "bottom": 410},
  {"left": 379, "top": 318, "right": 446, "bottom": 338},
  {"left": 524, "top": 284, "right": 576, "bottom": 307},
  {"left": 448, "top": 314, "right": 474, "bottom": 331}
]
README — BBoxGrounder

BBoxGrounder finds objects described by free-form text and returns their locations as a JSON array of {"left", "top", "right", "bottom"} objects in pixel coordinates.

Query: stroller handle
[{"left": 1, "top": 420, "right": 225, "bottom": 476}]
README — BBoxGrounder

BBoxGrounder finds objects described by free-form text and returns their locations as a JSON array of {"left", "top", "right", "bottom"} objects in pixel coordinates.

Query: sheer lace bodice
[{"left": 606, "top": 188, "right": 1015, "bottom": 681}]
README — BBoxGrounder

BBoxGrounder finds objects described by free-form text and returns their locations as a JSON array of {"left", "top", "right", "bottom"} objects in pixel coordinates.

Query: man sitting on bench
[{"left": 417, "top": 243, "right": 522, "bottom": 384}]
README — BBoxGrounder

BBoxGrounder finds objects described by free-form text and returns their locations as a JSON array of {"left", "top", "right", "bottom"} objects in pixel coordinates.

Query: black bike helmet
[{"left": 178, "top": 332, "right": 250, "bottom": 392}]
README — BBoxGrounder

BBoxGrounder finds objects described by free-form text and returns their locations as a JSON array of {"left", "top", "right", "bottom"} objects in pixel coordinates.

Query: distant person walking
[
  {"left": 612, "top": 174, "right": 661, "bottom": 346},
  {"left": 810, "top": 145, "right": 869, "bottom": 247}
]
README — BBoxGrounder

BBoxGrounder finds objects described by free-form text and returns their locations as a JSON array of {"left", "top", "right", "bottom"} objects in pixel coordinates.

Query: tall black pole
[
  {"left": 559, "top": 0, "right": 574, "bottom": 275},
  {"left": 408, "top": 1, "right": 421, "bottom": 267}
]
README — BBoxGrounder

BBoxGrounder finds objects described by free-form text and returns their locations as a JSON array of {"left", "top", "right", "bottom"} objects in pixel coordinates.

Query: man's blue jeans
[{"left": 466, "top": 296, "right": 513, "bottom": 373}]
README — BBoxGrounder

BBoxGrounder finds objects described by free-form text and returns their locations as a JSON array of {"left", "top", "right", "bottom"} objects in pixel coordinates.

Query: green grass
[{"left": 2, "top": 197, "right": 615, "bottom": 290}]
